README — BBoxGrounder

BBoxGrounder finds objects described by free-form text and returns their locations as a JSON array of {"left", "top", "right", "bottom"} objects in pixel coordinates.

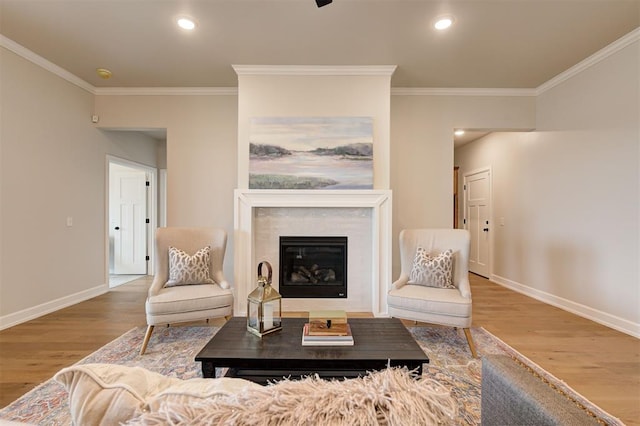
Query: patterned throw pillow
[
  {"left": 165, "top": 246, "right": 215, "bottom": 287},
  {"left": 408, "top": 247, "right": 455, "bottom": 289}
]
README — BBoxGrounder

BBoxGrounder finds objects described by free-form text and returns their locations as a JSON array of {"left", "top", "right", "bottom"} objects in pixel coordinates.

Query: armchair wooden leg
[
  {"left": 463, "top": 328, "right": 478, "bottom": 358},
  {"left": 140, "top": 325, "right": 154, "bottom": 355}
]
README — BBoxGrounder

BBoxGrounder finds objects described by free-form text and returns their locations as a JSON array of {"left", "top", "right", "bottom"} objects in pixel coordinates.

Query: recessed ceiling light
[
  {"left": 177, "top": 17, "right": 196, "bottom": 30},
  {"left": 454, "top": 129, "right": 465, "bottom": 136},
  {"left": 434, "top": 16, "right": 454, "bottom": 31}
]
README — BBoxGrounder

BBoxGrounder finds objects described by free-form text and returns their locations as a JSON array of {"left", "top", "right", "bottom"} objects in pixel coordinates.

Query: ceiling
[
  {"left": 453, "top": 130, "right": 489, "bottom": 148},
  {"left": 1, "top": 0, "right": 638, "bottom": 89}
]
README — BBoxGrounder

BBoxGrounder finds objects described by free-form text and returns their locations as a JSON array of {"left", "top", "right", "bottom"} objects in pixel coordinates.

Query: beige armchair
[
  {"left": 140, "top": 227, "right": 233, "bottom": 355},
  {"left": 388, "top": 228, "right": 477, "bottom": 358}
]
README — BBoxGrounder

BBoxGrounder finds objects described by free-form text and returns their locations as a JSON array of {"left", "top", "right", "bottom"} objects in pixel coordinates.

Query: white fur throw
[{"left": 126, "top": 367, "right": 457, "bottom": 426}]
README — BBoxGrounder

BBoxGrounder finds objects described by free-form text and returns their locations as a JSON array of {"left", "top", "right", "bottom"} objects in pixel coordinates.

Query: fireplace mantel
[{"left": 233, "top": 189, "right": 392, "bottom": 316}]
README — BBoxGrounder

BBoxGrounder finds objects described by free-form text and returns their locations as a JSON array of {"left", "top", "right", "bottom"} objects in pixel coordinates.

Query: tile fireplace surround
[{"left": 233, "top": 189, "right": 392, "bottom": 316}]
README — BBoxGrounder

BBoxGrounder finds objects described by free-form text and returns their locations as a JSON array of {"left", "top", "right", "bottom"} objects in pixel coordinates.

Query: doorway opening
[
  {"left": 107, "top": 157, "right": 158, "bottom": 287},
  {"left": 463, "top": 167, "right": 491, "bottom": 278}
]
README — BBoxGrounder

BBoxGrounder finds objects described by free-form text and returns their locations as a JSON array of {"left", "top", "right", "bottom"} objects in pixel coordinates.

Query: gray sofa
[{"left": 482, "top": 355, "right": 602, "bottom": 425}]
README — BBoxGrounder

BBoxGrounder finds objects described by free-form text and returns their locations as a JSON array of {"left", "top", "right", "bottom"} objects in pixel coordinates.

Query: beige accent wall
[
  {"left": 235, "top": 73, "right": 392, "bottom": 189},
  {"left": 95, "top": 77, "right": 535, "bottom": 298},
  {"left": 455, "top": 41, "right": 639, "bottom": 334},
  {"left": 5, "top": 35, "right": 634, "bottom": 335},
  {"left": 93, "top": 94, "right": 238, "bottom": 281},
  {"left": 390, "top": 94, "right": 536, "bottom": 275},
  {"left": 0, "top": 48, "right": 159, "bottom": 325}
]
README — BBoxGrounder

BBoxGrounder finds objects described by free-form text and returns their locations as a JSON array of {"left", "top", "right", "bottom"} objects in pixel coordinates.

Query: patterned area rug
[{"left": 0, "top": 325, "right": 623, "bottom": 425}]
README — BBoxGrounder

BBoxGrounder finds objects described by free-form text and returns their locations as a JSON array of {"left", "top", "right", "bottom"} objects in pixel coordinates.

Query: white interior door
[
  {"left": 464, "top": 169, "right": 491, "bottom": 277},
  {"left": 110, "top": 166, "right": 147, "bottom": 275}
]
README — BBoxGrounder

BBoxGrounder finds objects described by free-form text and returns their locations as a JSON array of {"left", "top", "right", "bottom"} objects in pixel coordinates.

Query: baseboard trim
[
  {"left": 0, "top": 284, "right": 108, "bottom": 331},
  {"left": 490, "top": 274, "right": 640, "bottom": 339}
]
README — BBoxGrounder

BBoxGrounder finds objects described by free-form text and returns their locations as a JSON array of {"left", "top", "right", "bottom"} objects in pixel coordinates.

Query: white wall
[
  {"left": 455, "top": 40, "right": 639, "bottom": 336},
  {"left": 0, "top": 47, "right": 159, "bottom": 327}
]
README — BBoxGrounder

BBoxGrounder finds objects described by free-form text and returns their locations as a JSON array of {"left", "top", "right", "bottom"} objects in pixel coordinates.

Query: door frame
[
  {"left": 463, "top": 166, "right": 492, "bottom": 277},
  {"left": 105, "top": 155, "right": 157, "bottom": 286},
  {"left": 159, "top": 169, "right": 167, "bottom": 227}
]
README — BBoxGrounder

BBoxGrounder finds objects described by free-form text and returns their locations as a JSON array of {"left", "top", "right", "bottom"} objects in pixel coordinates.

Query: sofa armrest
[
  {"left": 147, "top": 275, "right": 166, "bottom": 297},
  {"left": 391, "top": 275, "right": 409, "bottom": 290},
  {"left": 212, "top": 269, "right": 230, "bottom": 290},
  {"left": 456, "top": 275, "right": 471, "bottom": 299},
  {"left": 481, "top": 355, "right": 601, "bottom": 426}
]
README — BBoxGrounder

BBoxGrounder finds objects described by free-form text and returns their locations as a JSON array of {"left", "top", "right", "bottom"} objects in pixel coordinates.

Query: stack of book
[{"left": 301, "top": 310, "right": 354, "bottom": 346}]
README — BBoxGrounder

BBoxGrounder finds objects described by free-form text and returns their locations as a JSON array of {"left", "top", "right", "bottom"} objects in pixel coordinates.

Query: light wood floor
[{"left": 1, "top": 274, "right": 638, "bottom": 424}]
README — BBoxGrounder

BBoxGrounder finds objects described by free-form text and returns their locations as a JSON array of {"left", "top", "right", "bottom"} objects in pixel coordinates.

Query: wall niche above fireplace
[{"left": 279, "top": 236, "right": 347, "bottom": 298}]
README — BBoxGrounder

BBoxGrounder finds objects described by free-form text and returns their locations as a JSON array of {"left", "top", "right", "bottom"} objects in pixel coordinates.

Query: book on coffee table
[
  {"left": 302, "top": 323, "right": 354, "bottom": 346},
  {"left": 308, "top": 310, "right": 349, "bottom": 336}
]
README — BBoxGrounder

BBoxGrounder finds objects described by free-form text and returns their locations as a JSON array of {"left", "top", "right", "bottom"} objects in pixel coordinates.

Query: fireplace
[
  {"left": 234, "top": 189, "right": 391, "bottom": 315},
  {"left": 279, "top": 236, "right": 347, "bottom": 298}
]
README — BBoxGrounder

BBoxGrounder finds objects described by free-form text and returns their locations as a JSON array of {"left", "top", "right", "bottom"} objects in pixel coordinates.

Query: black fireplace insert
[{"left": 279, "top": 236, "right": 347, "bottom": 298}]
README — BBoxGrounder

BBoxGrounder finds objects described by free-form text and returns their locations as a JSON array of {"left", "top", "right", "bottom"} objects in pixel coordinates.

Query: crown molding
[
  {"left": 391, "top": 87, "right": 536, "bottom": 96},
  {"left": 93, "top": 87, "right": 238, "bottom": 96},
  {"left": 0, "top": 35, "right": 237, "bottom": 96},
  {"left": 232, "top": 65, "right": 397, "bottom": 77},
  {"left": 1, "top": 34, "right": 95, "bottom": 94},
  {"left": 536, "top": 27, "right": 640, "bottom": 95}
]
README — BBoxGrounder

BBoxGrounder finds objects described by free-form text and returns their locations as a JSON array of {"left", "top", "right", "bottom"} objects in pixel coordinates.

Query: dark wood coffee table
[{"left": 195, "top": 317, "right": 428, "bottom": 384}]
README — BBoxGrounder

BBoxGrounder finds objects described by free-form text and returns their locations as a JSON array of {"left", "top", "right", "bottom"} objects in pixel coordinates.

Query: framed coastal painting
[{"left": 249, "top": 116, "right": 373, "bottom": 189}]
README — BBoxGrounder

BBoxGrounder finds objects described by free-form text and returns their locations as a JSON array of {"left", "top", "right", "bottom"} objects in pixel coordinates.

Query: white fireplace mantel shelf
[{"left": 233, "top": 189, "right": 392, "bottom": 316}]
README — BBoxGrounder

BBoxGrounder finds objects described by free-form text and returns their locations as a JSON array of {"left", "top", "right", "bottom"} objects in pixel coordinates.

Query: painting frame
[{"left": 249, "top": 116, "right": 374, "bottom": 190}]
